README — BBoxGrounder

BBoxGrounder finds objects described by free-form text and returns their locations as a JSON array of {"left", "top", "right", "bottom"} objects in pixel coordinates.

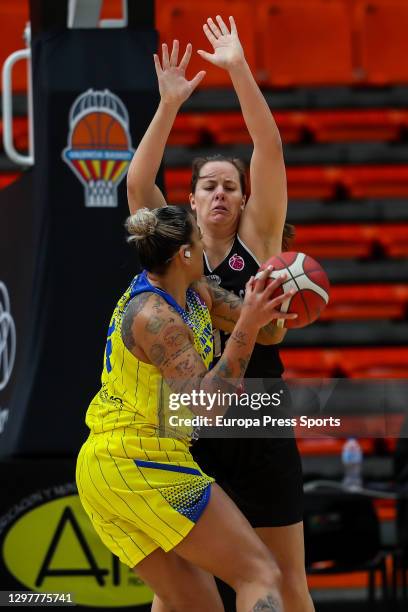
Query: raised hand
[
  {"left": 154, "top": 40, "right": 206, "bottom": 107},
  {"left": 198, "top": 15, "right": 245, "bottom": 71}
]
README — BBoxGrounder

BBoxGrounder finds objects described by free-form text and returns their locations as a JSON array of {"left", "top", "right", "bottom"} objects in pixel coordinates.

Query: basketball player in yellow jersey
[{"left": 76, "top": 205, "right": 297, "bottom": 612}]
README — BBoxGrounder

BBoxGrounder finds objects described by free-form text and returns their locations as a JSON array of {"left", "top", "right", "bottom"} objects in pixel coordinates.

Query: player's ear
[
  {"left": 189, "top": 193, "right": 196, "bottom": 211},
  {"left": 178, "top": 244, "right": 192, "bottom": 262},
  {"left": 240, "top": 195, "right": 246, "bottom": 210}
]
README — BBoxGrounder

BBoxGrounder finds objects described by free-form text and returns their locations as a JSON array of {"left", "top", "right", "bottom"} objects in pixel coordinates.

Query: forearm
[
  {"left": 198, "top": 317, "right": 257, "bottom": 416},
  {"left": 127, "top": 100, "right": 179, "bottom": 212},
  {"left": 229, "top": 59, "right": 282, "bottom": 149}
]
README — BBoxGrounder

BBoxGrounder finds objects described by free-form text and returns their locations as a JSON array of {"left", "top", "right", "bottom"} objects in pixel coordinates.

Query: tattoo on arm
[
  {"left": 238, "top": 355, "right": 250, "bottom": 377},
  {"left": 149, "top": 343, "right": 166, "bottom": 366},
  {"left": 206, "top": 278, "right": 241, "bottom": 309},
  {"left": 145, "top": 315, "right": 168, "bottom": 334},
  {"left": 229, "top": 330, "right": 248, "bottom": 348},
  {"left": 121, "top": 293, "right": 151, "bottom": 350}
]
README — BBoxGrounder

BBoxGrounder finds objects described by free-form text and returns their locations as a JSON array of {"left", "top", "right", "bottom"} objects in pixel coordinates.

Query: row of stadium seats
[
  {"left": 155, "top": 0, "right": 408, "bottom": 87},
  {"left": 7, "top": 109, "right": 408, "bottom": 150},
  {"left": 169, "top": 110, "right": 408, "bottom": 146},
  {"left": 320, "top": 285, "right": 408, "bottom": 321},
  {"left": 3, "top": 1, "right": 408, "bottom": 90},
  {"left": 281, "top": 347, "right": 408, "bottom": 378},
  {"left": 165, "top": 166, "right": 408, "bottom": 200},
  {"left": 294, "top": 224, "right": 408, "bottom": 259}
]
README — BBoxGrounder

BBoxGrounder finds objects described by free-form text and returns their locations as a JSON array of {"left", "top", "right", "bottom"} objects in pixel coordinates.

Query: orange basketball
[{"left": 71, "top": 112, "right": 128, "bottom": 149}]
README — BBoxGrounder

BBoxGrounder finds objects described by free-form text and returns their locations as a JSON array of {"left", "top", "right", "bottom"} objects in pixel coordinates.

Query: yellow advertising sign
[{"left": 3, "top": 494, "right": 153, "bottom": 607}]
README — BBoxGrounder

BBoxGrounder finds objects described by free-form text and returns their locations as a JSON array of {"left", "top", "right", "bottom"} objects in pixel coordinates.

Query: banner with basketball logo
[
  {"left": 0, "top": 27, "right": 162, "bottom": 457},
  {"left": 62, "top": 89, "right": 134, "bottom": 208}
]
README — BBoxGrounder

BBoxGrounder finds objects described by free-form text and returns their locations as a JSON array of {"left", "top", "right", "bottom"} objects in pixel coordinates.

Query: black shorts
[{"left": 192, "top": 436, "right": 303, "bottom": 528}]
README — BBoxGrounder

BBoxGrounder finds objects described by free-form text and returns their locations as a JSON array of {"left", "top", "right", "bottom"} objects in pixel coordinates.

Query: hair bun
[{"left": 126, "top": 208, "right": 158, "bottom": 242}]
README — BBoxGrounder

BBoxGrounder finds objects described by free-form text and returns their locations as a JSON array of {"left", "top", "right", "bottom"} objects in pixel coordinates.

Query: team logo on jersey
[
  {"left": 0, "top": 282, "right": 16, "bottom": 392},
  {"left": 62, "top": 89, "right": 134, "bottom": 208},
  {"left": 228, "top": 254, "right": 245, "bottom": 272}
]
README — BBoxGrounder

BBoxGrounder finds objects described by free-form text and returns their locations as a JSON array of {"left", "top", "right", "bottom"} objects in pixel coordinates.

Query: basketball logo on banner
[
  {"left": 62, "top": 89, "right": 134, "bottom": 207},
  {"left": 0, "top": 282, "right": 16, "bottom": 392}
]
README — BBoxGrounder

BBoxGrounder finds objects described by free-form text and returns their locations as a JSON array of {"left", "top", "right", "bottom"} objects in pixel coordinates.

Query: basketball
[
  {"left": 258, "top": 252, "right": 330, "bottom": 329},
  {"left": 71, "top": 111, "right": 129, "bottom": 149}
]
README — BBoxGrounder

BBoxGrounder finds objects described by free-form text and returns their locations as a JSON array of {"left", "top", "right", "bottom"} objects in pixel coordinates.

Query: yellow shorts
[{"left": 75, "top": 432, "right": 214, "bottom": 568}]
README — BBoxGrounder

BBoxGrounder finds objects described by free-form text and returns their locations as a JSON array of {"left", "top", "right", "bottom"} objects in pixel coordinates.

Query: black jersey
[{"left": 204, "top": 234, "right": 284, "bottom": 378}]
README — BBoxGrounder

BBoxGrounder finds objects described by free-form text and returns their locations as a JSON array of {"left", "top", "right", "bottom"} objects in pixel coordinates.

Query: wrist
[
  {"left": 227, "top": 56, "right": 248, "bottom": 75},
  {"left": 159, "top": 99, "right": 181, "bottom": 114},
  {"left": 237, "top": 312, "right": 259, "bottom": 336}
]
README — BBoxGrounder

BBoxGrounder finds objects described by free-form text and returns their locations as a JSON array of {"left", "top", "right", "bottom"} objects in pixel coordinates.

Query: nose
[{"left": 214, "top": 187, "right": 225, "bottom": 199}]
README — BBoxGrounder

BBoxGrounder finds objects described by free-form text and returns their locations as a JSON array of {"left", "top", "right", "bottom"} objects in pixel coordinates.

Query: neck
[
  {"left": 146, "top": 270, "right": 189, "bottom": 310},
  {"left": 201, "top": 227, "right": 236, "bottom": 268}
]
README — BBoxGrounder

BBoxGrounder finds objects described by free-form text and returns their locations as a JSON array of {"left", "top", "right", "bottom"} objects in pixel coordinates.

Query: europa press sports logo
[
  {"left": 62, "top": 89, "right": 134, "bottom": 207},
  {"left": 0, "top": 282, "right": 16, "bottom": 392}
]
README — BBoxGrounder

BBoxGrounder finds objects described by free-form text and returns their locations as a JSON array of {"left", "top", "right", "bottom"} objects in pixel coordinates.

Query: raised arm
[
  {"left": 198, "top": 16, "right": 287, "bottom": 255},
  {"left": 127, "top": 41, "right": 206, "bottom": 214},
  {"left": 121, "top": 273, "right": 289, "bottom": 417}
]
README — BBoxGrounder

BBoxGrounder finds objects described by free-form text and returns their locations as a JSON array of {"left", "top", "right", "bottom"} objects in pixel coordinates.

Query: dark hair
[
  {"left": 126, "top": 206, "right": 194, "bottom": 273},
  {"left": 191, "top": 155, "right": 295, "bottom": 252},
  {"left": 191, "top": 155, "right": 247, "bottom": 195}
]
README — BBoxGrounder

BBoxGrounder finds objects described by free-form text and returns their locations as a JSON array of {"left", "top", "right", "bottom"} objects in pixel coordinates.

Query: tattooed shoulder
[{"left": 121, "top": 292, "right": 152, "bottom": 350}]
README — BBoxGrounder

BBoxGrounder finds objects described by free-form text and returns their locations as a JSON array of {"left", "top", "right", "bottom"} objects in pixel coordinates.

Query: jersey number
[{"left": 105, "top": 321, "right": 115, "bottom": 373}]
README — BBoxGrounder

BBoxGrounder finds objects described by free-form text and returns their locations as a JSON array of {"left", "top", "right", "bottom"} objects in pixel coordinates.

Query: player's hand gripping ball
[{"left": 257, "top": 252, "right": 330, "bottom": 329}]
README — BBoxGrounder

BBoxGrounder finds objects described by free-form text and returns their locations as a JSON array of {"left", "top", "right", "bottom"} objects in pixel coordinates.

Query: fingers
[
  {"left": 153, "top": 53, "right": 163, "bottom": 76},
  {"left": 252, "top": 266, "right": 273, "bottom": 293},
  {"left": 229, "top": 15, "right": 238, "bottom": 35},
  {"left": 162, "top": 43, "right": 170, "bottom": 69},
  {"left": 197, "top": 49, "right": 216, "bottom": 65},
  {"left": 216, "top": 15, "right": 229, "bottom": 35},
  {"left": 263, "top": 272, "right": 288, "bottom": 295},
  {"left": 203, "top": 23, "right": 218, "bottom": 47},
  {"left": 179, "top": 42, "right": 192, "bottom": 71},
  {"left": 189, "top": 70, "right": 206, "bottom": 91},
  {"left": 207, "top": 17, "right": 222, "bottom": 38},
  {"left": 245, "top": 275, "right": 255, "bottom": 293},
  {"left": 169, "top": 39, "right": 179, "bottom": 66}
]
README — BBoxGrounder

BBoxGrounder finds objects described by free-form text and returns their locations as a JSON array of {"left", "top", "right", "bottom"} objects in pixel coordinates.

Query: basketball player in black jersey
[{"left": 127, "top": 15, "right": 314, "bottom": 612}]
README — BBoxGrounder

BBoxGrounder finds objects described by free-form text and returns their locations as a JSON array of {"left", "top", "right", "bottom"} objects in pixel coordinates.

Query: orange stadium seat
[
  {"left": 169, "top": 114, "right": 211, "bottom": 146},
  {"left": 256, "top": 0, "right": 354, "bottom": 86},
  {"left": 205, "top": 112, "right": 305, "bottom": 145},
  {"left": 293, "top": 224, "right": 377, "bottom": 259},
  {"left": 341, "top": 347, "right": 408, "bottom": 378},
  {"left": 344, "top": 165, "right": 408, "bottom": 198},
  {"left": 297, "top": 438, "right": 375, "bottom": 456},
  {"left": 306, "top": 110, "right": 408, "bottom": 143},
  {"left": 357, "top": 0, "right": 408, "bottom": 85},
  {"left": 170, "top": 111, "right": 305, "bottom": 146},
  {"left": 379, "top": 225, "right": 408, "bottom": 258},
  {"left": 166, "top": 166, "right": 408, "bottom": 201},
  {"left": 281, "top": 348, "right": 408, "bottom": 379},
  {"left": 286, "top": 167, "right": 341, "bottom": 200},
  {"left": 321, "top": 285, "right": 408, "bottom": 321},
  {"left": 0, "top": 0, "right": 29, "bottom": 92},
  {"left": 164, "top": 168, "right": 192, "bottom": 202},
  {"left": 155, "top": 1, "right": 256, "bottom": 87},
  {"left": 281, "top": 348, "right": 339, "bottom": 378}
]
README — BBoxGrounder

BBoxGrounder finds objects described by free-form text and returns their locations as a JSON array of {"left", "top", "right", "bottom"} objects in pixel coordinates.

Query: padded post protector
[{"left": 0, "top": 27, "right": 161, "bottom": 457}]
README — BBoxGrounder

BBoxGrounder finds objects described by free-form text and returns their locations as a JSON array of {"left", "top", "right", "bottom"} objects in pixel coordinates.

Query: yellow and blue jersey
[
  {"left": 85, "top": 269, "right": 213, "bottom": 445},
  {"left": 76, "top": 271, "right": 215, "bottom": 568}
]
